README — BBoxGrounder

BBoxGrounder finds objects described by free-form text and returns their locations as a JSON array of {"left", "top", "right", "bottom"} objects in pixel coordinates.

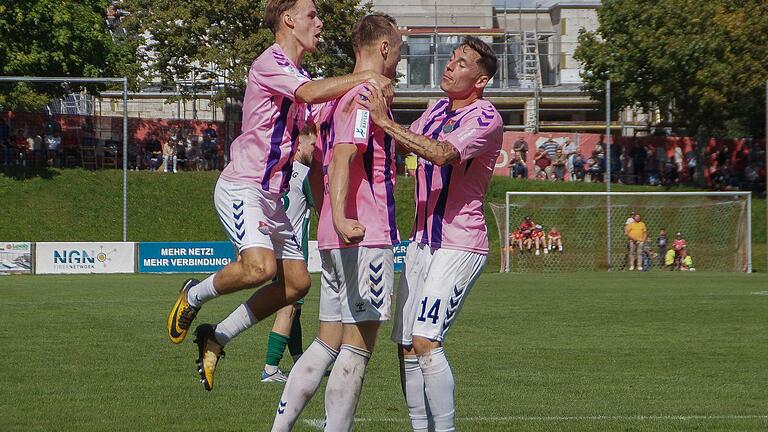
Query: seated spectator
[
  {"left": 587, "top": 156, "right": 604, "bottom": 182},
  {"left": 571, "top": 153, "right": 586, "bottom": 181},
  {"left": 532, "top": 224, "right": 546, "bottom": 255},
  {"left": 175, "top": 137, "right": 188, "bottom": 171},
  {"left": 509, "top": 229, "right": 525, "bottom": 253},
  {"left": 186, "top": 141, "right": 204, "bottom": 171},
  {"left": 13, "top": 129, "right": 29, "bottom": 167},
  {"left": 534, "top": 148, "right": 552, "bottom": 179},
  {"left": 547, "top": 227, "right": 562, "bottom": 252},
  {"left": 552, "top": 148, "right": 567, "bottom": 181},
  {"left": 145, "top": 133, "right": 162, "bottom": 171},
  {"left": 509, "top": 154, "right": 528, "bottom": 179},
  {"left": 162, "top": 135, "right": 177, "bottom": 173}
]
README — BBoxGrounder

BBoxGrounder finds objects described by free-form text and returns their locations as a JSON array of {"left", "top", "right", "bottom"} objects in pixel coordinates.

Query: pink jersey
[
  {"left": 409, "top": 98, "right": 502, "bottom": 254},
  {"left": 317, "top": 84, "right": 399, "bottom": 250},
  {"left": 220, "top": 43, "right": 311, "bottom": 194}
]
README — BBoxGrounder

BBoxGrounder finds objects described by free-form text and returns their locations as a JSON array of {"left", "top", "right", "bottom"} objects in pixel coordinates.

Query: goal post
[
  {"left": 492, "top": 191, "right": 752, "bottom": 273},
  {"left": 0, "top": 76, "right": 129, "bottom": 241}
]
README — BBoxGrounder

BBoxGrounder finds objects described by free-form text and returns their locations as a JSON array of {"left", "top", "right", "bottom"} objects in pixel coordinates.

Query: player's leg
[
  {"left": 272, "top": 250, "right": 342, "bottom": 431},
  {"left": 411, "top": 248, "right": 487, "bottom": 432},
  {"left": 287, "top": 303, "right": 304, "bottom": 363},
  {"left": 261, "top": 304, "right": 295, "bottom": 383},
  {"left": 557, "top": 238, "right": 563, "bottom": 252},
  {"left": 391, "top": 243, "right": 432, "bottom": 432},
  {"left": 324, "top": 247, "right": 394, "bottom": 431},
  {"left": 168, "top": 179, "right": 280, "bottom": 344}
]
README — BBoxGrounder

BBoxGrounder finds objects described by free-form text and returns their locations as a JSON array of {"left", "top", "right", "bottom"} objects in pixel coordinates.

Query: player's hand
[
  {"left": 334, "top": 218, "right": 366, "bottom": 245},
  {"left": 358, "top": 85, "right": 389, "bottom": 127},
  {"left": 366, "top": 74, "right": 394, "bottom": 105}
]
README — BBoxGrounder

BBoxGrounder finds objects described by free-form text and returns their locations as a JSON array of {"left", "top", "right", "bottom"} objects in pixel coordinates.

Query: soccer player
[
  {"left": 672, "top": 231, "right": 688, "bottom": 270},
  {"left": 165, "top": 0, "right": 393, "bottom": 392},
  {"left": 260, "top": 126, "right": 316, "bottom": 383},
  {"left": 361, "top": 36, "right": 503, "bottom": 432},
  {"left": 547, "top": 226, "right": 563, "bottom": 252},
  {"left": 270, "top": 13, "right": 401, "bottom": 431}
]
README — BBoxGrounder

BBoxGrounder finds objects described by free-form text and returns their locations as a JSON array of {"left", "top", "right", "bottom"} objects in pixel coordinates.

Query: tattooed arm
[{"left": 359, "top": 87, "right": 459, "bottom": 166}]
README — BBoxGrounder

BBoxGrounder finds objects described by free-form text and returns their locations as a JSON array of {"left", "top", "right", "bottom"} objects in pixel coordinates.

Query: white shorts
[
  {"left": 319, "top": 246, "right": 394, "bottom": 324},
  {"left": 213, "top": 177, "right": 303, "bottom": 260},
  {"left": 391, "top": 242, "right": 486, "bottom": 345}
]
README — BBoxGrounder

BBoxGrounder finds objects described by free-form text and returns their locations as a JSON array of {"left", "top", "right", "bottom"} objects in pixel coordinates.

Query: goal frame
[
  {"left": 0, "top": 76, "right": 129, "bottom": 241},
  {"left": 504, "top": 191, "right": 752, "bottom": 273}
]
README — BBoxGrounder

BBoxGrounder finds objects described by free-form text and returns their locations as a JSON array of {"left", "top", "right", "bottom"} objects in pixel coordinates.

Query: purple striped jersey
[
  {"left": 317, "top": 84, "right": 399, "bottom": 250},
  {"left": 409, "top": 98, "right": 503, "bottom": 254},
  {"left": 220, "top": 43, "right": 312, "bottom": 194}
]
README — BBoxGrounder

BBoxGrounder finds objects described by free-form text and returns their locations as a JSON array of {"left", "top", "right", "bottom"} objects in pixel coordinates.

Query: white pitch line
[
  {"left": 303, "top": 415, "right": 768, "bottom": 429},
  {"left": 751, "top": 290, "right": 768, "bottom": 296}
]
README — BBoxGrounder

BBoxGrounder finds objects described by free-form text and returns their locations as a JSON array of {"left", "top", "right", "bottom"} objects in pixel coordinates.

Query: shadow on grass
[{"left": 1, "top": 165, "right": 60, "bottom": 180}]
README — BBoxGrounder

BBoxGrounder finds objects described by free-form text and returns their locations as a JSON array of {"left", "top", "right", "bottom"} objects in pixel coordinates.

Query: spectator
[
  {"left": 534, "top": 147, "right": 552, "bottom": 179},
  {"left": 551, "top": 148, "right": 568, "bottom": 181},
  {"left": 44, "top": 116, "right": 62, "bottom": 167},
  {"left": 509, "top": 154, "right": 528, "bottom": 179},
  {"left": 518, "top": 216, "right": 535, "bottom": 253},
  {"left": 532, "top": 224, "right": 546, "bottom": 255},
  {"left": 404, "top": 153, "right": 417, "bottom": 177},
  {"left": 657, "top": 228, "right": 668, "bottom": 268},
  {"left": 0, "top": 118, "right": 11, "bottom": 167},
  {"left": 162, "top": 133, "right": 177, "bottom": 173},
  {"left": 625, "top": 212, "right": 647, "bottom": 271},
  {"left": 127, "top": 139, "right": 142, "bottom": 170},
  {"left": 513, "top": 136, "right": 529, "bottom": 162},
  {"left": 547, "top": 227, "right": 563, "bottom": 253},
  {"left": 571, "top": 153, "right": 586, "bottom": 181},
  {"left": 186, "top": 141, "right": 204, "bottom": 171},
  {"left": 587, "top": 156, "right": 604, "bottom": 182},
  {"left": 202, "top": 133, "right": 217, "bottom": 170},
  {"left": 174, "top": 136, "right": 188, "bottom": 171},
  {"left": 13, "top": 129, "right": 29, "bottom": 167},
  {"left": 539, "top": 135, "right": 559, "bottom": 158},
  {"left": 145, "top": 133, "right": 162, "bottom": 171},
  {"left": 562, "top": 138, "right": 578, "bottom": 178},
  {"left": 684, "top": 149, "right": 697, "bottom": 182},
  {"left": 630, "top": 142, "right": 646, "bottom": 184},
  {"left": 202, "top": 122, "right": 217, "bottom": 145}
]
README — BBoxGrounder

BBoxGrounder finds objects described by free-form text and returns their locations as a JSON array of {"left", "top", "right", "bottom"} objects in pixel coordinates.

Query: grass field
[
  {"left": 2, "top": 272, "right": 767, "bottom": 431},
  {"left": 0, "top": 168, "right": 766, "bottom": 272}
]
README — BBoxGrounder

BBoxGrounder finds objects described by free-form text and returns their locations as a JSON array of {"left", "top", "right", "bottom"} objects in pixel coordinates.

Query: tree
[
  {"left": 121, "top": 0, "right": 371, "bottom": 103},
  {"left": 0, "top": 0, "right": 138, "bottom": 111},
  {"left": 574, "top": 0, "right": 768, "bottom": 140}
]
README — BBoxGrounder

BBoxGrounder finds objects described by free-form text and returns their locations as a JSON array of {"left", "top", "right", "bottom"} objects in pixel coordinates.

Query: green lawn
[
  {"left": 0, "top": 169, "right": 765, "bottom": 272},
  {"left": 1, "top": 272, "right": 767, "bottom": 431}
]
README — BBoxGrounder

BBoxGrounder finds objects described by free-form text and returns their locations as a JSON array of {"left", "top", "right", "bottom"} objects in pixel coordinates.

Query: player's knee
[
  {"left": 285, "top": 271, "right": 310, "bottom": 302},
  {"left": 240, "top": 258, "right": 276, "bottom": 286},
  {"left": 412, "top": 336, "right": 440, "bottom": 355}
]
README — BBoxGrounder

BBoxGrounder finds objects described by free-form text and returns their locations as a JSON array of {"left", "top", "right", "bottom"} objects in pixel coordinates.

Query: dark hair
[
  {"left": 352, "top": 13, "right": 398, "bottom": 51},
  {"left": 264, "top": 0, "right": 307, "bottom": 34},
  {"left": 461, "top": 36, "right": 498, "bottom": 78}
]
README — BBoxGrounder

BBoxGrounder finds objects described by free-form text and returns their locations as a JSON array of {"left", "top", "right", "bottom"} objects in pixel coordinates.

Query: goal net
[{"left": 489, "top": 192, "right": 752, "bottom": 273}]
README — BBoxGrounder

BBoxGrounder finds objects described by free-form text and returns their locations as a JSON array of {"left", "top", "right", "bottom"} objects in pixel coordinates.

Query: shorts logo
[
  {"left": 355, "top": 301, "right": 366, "bottom": 313},
  {"left": 353, "top": 109, "right": 370, "bottom": 139},
  {"left": 232, "top": 200, "right": 246, "bottom": 240},
  {"left": 258, "top": 221, "right": 271, "bottom": 236},
  {"left": 368, "top": 261, "right": 385, "bottom": 309},
  {"left": 443, "top": 284, "right": 465, "bottom": 331}
]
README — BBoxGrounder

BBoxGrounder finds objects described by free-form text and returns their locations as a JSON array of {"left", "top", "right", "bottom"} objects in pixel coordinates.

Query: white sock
[
  {"left": 271, "top": 338, "right": 339, "bottom": 432},
  {"left": 402, "top": 355, "right": 432, "bottom": 432},
  {"left": 324, "top": 344, "right": 371, "bottom": 432},
  {"left": 214, "top": 303, "right": 258, "bottom": 345},
  {"left": 186, "top": 274, "right": 218, "bottom": 308},
  {"left": 419, "top": 347, "right": 455, "bottom": 432},
  {"left": 264, "top": 364, "right": 278, "bottom": 374}
]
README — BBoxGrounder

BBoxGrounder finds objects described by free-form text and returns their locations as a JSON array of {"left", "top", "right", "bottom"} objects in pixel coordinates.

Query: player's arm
[
  {"left": 359, "top": 87, "right": 459, "bottom": 166},
  {"left": 296, "top": 71, "right": 393, "bottom": 105},
  {"left": 328, "top": 143, "right": 365, "bottom": 244}
]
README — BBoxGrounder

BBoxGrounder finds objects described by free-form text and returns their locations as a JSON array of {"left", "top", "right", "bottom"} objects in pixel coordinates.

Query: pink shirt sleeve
[
  {"left": 253, "top": 58, "right": 310, "bottom": 102},
  {"left": 444, "top": 108, "right": 502, "bottom": 161},
  {"left": 332, "top": 86, "right": 372, "bottom": 151}
]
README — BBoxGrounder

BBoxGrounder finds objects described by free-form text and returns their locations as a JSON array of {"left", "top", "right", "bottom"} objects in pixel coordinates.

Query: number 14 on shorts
[{"left": 417, "top": 297, "right": 441, "bottom": 324}]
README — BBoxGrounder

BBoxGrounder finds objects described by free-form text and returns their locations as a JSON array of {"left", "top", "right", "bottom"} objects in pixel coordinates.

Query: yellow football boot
[
  {"left": 167, "top": 278, "right": 200, "bottom": 344},
  {"left": 194, "top": 324, "right": 225, "bottom": 391}
]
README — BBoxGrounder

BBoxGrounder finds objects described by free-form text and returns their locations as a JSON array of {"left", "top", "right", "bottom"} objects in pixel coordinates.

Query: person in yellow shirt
[{"left": 624, "top": 213, "right": 647, "bottom": 270}]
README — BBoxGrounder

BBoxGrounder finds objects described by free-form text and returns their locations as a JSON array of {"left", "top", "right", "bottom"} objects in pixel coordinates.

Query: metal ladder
[{"left": 521, "top": 31, "right": 542, "bottom": 89}]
